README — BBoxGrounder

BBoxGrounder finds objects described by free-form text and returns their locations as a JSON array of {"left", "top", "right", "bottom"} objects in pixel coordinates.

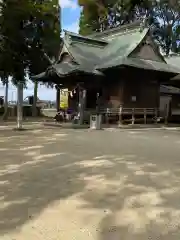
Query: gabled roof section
[
  {"left": 160, "top": 85, "right": 180, "bottom": 94},
  {"left": 61, "top": 23, "right": 149, "bottom": 68},
  {"left": 165, "top": 54, "right": 180, "bottom": 80},
  {"left": 54, "top": 22, "right": 180, "bottom": 76},
  {"left": 89, "top": 21, "right": 166, "bottom": 65},
  {"left": 33, "top": 23, "right": 180, "bottom": 82},
  {"left": 62, "top": 30, "right": 108, "bottom": 67},
  {"left": 98, "top": 27, "right": 149, "bottom": 64}
]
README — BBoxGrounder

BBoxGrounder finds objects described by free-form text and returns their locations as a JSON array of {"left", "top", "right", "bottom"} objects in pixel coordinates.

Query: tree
[
  {"left": 78, "top": 0, "right": 180, "bottom": 54},
  {"left": 78, "top": 0, "right": 151, "bottom": 34},
  {"left": 0, "top": 0, "right": 37, "bottom": 127},
  {"left": 79, "top": 0, "right": 102, "bottom": 35},
  {"left": 0, "top": 76, "right": 9, "bottom": 120},
  {"left": 26, "top": 0, "right": 61, "bottom": 116},
  {"left": 0, "top": 43, "right": 13, "bottom": 120},
  {"left": 147, "top": 0, "right": 180, "bottom": 55},
  {"left": 0, "top": 0, "right": 61, "bottom": 123}
]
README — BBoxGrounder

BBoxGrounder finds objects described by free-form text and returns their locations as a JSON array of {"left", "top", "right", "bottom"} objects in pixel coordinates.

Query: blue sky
[
  {"left": 0, "top": 0, "right": 80, "bottom": 101},
  {"left": 61, "top": 0, "right": 80, "bottom": 34}
]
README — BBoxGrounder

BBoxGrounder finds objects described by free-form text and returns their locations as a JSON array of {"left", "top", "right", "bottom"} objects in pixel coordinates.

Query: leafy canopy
[
  {"left": 0, "top": 0, "right": 61, "bottom": 84},
  {"left": 78, "top": 0, "right": 180, "bottom": 54}
]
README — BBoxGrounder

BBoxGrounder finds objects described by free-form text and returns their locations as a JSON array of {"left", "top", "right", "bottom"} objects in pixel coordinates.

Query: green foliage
[
  {"left": 148, "top": 0, "right": 180, "bottom": 55},
  {"left": 0, "top": 0, "right": 61, "bottom": 85},
  {"left": 27, "top": 0, "right": 61, "bottom": 76},
  {"left": 78, "top": 0, "right": 180, "bottom": 54},
  {"left": 78, "top": 0, "right": 150, "bottom": 34},
  {"left": 79, "top": 6, "right": 100, "bottom": 35},
  {"left": 0, "top": 0, "right": 32, "bottom": 83}
]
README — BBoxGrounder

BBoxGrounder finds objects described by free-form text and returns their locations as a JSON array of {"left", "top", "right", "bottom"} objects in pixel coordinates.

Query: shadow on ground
[
  {"left": 0, "top": 128, "right": 180, "bottom": 239},
  {"left": 78, "top": 155, "right": 180, "bottom": 239}
]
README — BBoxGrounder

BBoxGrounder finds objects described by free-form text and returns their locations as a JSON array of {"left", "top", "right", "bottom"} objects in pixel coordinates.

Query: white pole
[
  {"left": 32, "top": 81, "right": 38, "bottom": 117},
  {"left": 17, "top": 82, "right": 23, "bottom": 129}
]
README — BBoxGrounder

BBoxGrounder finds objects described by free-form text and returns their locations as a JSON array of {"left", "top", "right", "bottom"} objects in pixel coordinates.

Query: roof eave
[
  {"left": 32, "top": 72, "right": 47, "bottom": 81},
  {"left": 63, "top": 29, "right": 108, "bottom": 44},
  {"left": 171, "top": 74, "right": 180, "bottom": 81}
]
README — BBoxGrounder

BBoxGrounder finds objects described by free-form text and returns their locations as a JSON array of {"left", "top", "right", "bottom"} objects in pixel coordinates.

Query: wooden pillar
[
  {"left": 118, "top": 79, "right": 124, "bottom": 126},
  {"left": 165, "top": 103, "right": 169, "bottom": 125},
  {"left": 155, "top": 108, "right": 158, "bottom": 124},
  {"left": 144, "top": 108, "right": 147, "bottom": 124},
  {"left": 106, "top": 108, "right": 109, "bottom": 125},
  {"left": 17, "top": 82, "right": 23, "bottom": 129},
  {"left": 56, "top": 85, "right": 60, "bottom": 112},
  {"left": 118, "top": 105, "right": 123, "bottom": 126},
  {"left": 132, "top": 108, "right": 135, "bottom": 125},
  {"left": 78, "top": 87, "right": 86, "bottom": 125},
  {"left": 96, "top": 92, "right": 101, "bottom": 115}
]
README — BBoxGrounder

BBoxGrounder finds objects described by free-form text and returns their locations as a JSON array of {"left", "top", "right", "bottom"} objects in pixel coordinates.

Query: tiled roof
[{"left": 33, "top": 22, "right": 180, "bottom": 81}]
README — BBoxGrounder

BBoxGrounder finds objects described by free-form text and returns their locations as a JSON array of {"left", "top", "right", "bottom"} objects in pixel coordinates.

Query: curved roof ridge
[
  {"left": 89, "top": 21, "right": 142, "bottom": 39},
  {"left": 63, "top": 29, "right": 108, "bottom": 45}
]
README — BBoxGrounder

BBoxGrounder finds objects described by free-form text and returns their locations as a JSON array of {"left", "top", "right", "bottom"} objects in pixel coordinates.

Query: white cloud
[
  {"left": 63, "top": 20, "right": 79, "bottom": 33},
  {"left": 59, "top": 0, "right": 77, "bottom": 9}
]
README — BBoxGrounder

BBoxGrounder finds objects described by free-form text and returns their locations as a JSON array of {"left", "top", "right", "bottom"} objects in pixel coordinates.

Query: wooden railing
[
  {"left": 84, "top": 107, "right": 159, "bottom": 124},
  {"left": 99, "top": 108, "right": 158, "bottom": 115},
  {"left": 60, "top": 107, "right": 166, "bottom": 125},
  {"left": 101, "top": 108, "right": 158, "bottom": 124}
]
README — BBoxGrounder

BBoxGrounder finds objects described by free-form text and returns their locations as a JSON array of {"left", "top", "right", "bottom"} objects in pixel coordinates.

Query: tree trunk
[
  {"left": 2, "top": 81, "right": 9, "bottom": 120},
  {"left": 32, "top": 81, "right": 38, "bottom": 117},
  {"left": 17, "top": 82, "right": 23, "bottom": 129}
]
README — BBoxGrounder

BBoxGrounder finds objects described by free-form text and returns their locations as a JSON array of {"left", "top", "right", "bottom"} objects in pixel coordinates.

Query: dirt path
[{"left": 0, "top": 128, "right": 180, "bottom": 239}]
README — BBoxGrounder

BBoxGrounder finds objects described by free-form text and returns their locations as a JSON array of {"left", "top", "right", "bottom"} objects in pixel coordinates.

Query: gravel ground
[{"left": 0, "top": 127, "right": 180, "bottom": 239}]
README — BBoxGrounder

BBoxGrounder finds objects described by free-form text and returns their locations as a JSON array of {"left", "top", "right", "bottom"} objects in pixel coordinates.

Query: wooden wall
[
  {"left": 101, "top": 73, "right": 160, "bottom": 109},
  {"left": 123, "top": 79, "right": 159, "bottom": 108},
  {"left": 103, "top": 80, "right": 124, "bottom": 108},
  {"left": 64, "top": 70, "right": 160, "bottom": 111},
  {"left": 171, "top": 95, "right": 180, "bottom": 110}
]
